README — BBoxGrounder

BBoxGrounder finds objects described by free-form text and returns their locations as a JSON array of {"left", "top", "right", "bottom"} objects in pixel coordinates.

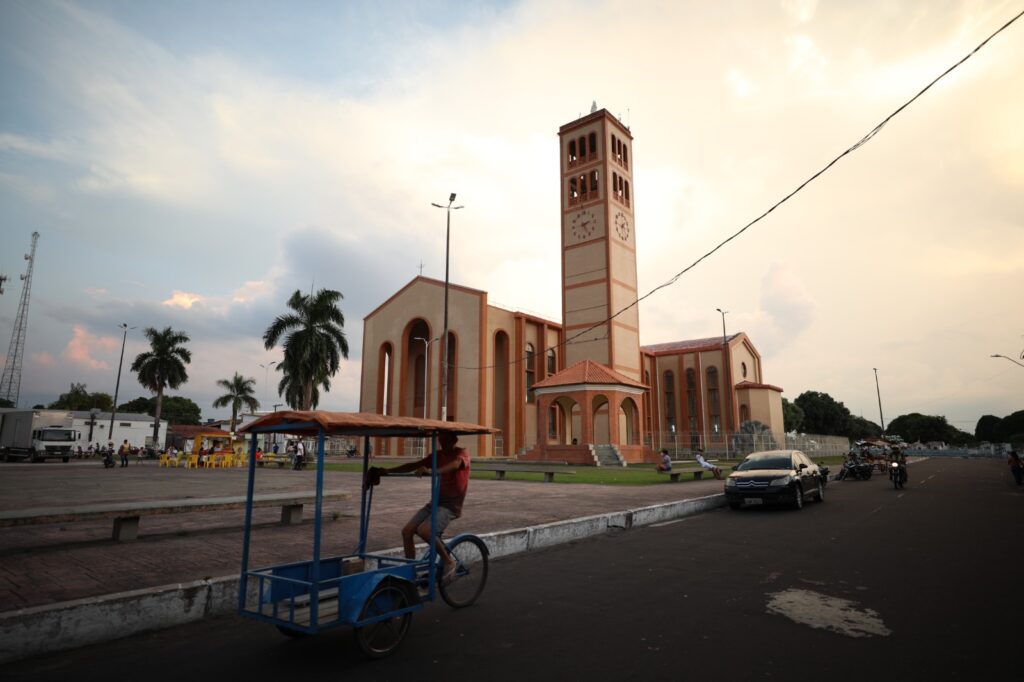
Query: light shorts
[{"left": 408, "top": 503, "right": 458, "bottom": 535}]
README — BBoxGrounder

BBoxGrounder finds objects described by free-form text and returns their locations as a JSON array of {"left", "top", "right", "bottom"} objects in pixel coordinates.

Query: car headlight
[
  {"left": 768, "top": 475, "right": 792, "bottom": 488},
  {"left": 725, "top": 477, "right": 737, "bottom": 488},
  {"left": 890, "top": 462, "right": 899, "bottom": 468}
]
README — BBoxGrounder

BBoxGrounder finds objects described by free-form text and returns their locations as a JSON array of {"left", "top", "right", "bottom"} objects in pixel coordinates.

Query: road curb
[{"left": 0, "top": 492, "right": 726, "bottom": 664}]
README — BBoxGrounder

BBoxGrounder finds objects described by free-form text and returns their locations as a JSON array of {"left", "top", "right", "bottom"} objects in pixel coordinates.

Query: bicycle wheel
[
  {"left": 438, "top": 535, "right": 489, "bottom": 608},
  {"left": 354, "top": 580, "right": 413, "bottom": 658}
]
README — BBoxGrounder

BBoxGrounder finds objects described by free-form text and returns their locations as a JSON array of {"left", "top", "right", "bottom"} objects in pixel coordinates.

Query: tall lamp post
[
  {"left": 430, "top": 193, "right": 464, "bottom": 422},
  {"left": 108, "top": 323, "right": 134, "bottom": 441},
  {"left": 873, "top": 367, "right": 886, "bottom": 432},
  {"left": 991, "top": 354, "right": 1024, "bottom": 369},
  {"left": 716, "top": 308, "right": 730, "bottom": 459},
  {"left": 259, "top": 361, "right": 277, "bottom": 408}
]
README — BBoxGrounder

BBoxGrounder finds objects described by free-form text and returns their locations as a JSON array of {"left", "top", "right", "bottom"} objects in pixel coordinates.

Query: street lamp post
[
  {"left": 716, "top": 308, "right": 730, "bottom": 459},
  {"left": 431, "top": 193, "right": 464, "bottom": 423},
  {"left": 259, "top": 361, "right": 277, "bottom": 408},
  {"left": 873, "top": 368, "right": 886, "bottom": 431},
  {"left": 108, "top": 323, "right": 134, "bottom": 441},
  {"left": 991, "top": 354, "right": 1024, "bottom": 369}
]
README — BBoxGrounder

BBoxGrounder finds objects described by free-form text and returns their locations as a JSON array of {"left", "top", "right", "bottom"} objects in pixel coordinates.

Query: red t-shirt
[{"left": 436, "top": 447, "right": 470, "bottom": 516}]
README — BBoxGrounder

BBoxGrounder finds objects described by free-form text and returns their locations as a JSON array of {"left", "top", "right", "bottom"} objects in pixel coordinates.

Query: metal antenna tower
[{"left": 0, "top": 231, "right": 40, "bottom": 405}]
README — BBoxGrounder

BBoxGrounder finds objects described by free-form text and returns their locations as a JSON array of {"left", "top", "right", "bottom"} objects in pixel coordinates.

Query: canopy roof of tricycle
[{"left": 238, "top": 410, "right": 498, "bottom": 439}]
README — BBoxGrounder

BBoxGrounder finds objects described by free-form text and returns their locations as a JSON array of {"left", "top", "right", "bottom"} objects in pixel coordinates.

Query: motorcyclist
[{"left": 890, "top": 445, "right": 907, "bottom": 485}]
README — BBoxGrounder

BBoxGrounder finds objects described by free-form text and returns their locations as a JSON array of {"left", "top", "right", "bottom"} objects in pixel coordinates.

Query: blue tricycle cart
[{"left": 237, "top": 411, "right": 494, "bottom": 657}]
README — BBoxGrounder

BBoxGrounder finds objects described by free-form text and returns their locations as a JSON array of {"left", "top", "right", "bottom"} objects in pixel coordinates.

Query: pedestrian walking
[
  {"left": 1008, "top": 450, "right": 1022, "bottom": 486},
  {"left": 118, "top": 440, "right": 130, "bottom": 468}
]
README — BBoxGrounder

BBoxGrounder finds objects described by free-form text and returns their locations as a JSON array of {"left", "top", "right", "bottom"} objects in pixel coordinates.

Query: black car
[{"left": 724, "top": 450, "right": 825, "bottom": 510}]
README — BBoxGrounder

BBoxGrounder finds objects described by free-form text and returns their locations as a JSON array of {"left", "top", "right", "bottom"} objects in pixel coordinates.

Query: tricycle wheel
[
  {"left": 439, "top": 535, "right": 489, "bottom": 608},
  {"left": 276, "top": 625, "right": 308, "bottom": 639},
  {"left": 355, "top": 581, "right": 412, "bottom": 658}
]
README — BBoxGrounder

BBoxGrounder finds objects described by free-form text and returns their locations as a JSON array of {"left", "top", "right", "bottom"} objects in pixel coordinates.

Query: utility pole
[
  {"left": 430, "top": 193, "right": 464, "bottom": 422},
  {"left": 873, "top": 368, "right": 886, "bottom": 432}
]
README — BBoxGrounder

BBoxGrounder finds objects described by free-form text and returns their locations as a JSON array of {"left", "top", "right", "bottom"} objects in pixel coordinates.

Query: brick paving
[{"left": 0, "top": 460, "right": 724, "bottom": 612}]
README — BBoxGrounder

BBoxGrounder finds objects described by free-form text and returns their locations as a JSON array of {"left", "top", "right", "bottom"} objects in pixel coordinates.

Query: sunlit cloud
[
  {"left": 61, "top": 326, "right": 117, "bottom": 370},
  {"left": 232, "top": 279, "right": 273, "bottom": 304},
  {"left": 162, "top": 291, "right": 206, "bottom": 309},
  {"left": 31, "top": 352, "right": 56, "bottom": 367}
]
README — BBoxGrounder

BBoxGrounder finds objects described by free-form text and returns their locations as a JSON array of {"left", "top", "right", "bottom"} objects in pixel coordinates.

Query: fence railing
[{"left": 647, "top": 431, "right": 849, "bottom": 458}]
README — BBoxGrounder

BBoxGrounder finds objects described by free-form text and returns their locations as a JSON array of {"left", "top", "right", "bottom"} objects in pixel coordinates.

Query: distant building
[
  {"left": 70, "top": 411, "right": 167, "bottom": 449},
  {"left": 359, "top": 109, "right": 784, "bottom": 463}
]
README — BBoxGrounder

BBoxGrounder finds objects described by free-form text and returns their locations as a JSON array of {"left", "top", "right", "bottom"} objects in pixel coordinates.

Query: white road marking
[
  {"left": 897, "top": 493, "right": 904, "bottom": 499},
  {"left": 870, "top": 505, "right": 884, "bottom": 514},
  {"left": 650, "top": 518, "right": 688, "bottom": 528},
  {"left": 766, "top": 588, "right": 891, "bottom": 638}
]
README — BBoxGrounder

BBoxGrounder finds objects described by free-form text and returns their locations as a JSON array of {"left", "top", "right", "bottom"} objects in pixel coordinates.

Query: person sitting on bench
[
  {"left": 656, "top": 449, "right": 672, "bottom": 472},
  {"left": 695, "top": 449, "right": 723, "bottom": 480}
]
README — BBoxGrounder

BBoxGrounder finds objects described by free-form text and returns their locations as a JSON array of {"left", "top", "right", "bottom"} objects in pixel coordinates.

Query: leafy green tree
[
  {"left": 782, "top": 398, "right": 805, "bottom": 433},
  {"left": 161, "top": 396, "right": 202, "bottom": 425},
  {"left": 48, "top": 383, "right": 113, "bottom": 411},
  {"left": 131, "top": 327, "right": 192, "bottom": 445},
  {"left": 276, "top": 358, "right": 326, "bottom": 409},
  {"left": 846, "top": 415, "right": 882, "bottom": 440},
  {"left": 212, "top": 373, "right": 260, "bottom": 434},
  {"left": 975, "top": 415, "right": 1001, "bottom": 442},
  {"left": 887, "top": 413, "right": 973, "bottom": 446},
  {"left": 263, "top": 289, "right": 349, "bottom": 410},
  {"left": 995, "top": 410, "right": 1024, "bottom": 442},
  {"left": 794, "top": 391, "right": 851, "bottom": 436},
  {"left": 118, "top": 396, "right": 154, "bottom": 414}
]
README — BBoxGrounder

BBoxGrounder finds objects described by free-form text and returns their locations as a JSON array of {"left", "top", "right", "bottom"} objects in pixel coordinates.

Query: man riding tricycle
[{"left": 236, "top": 411, "right": 494, "bottom": 658}]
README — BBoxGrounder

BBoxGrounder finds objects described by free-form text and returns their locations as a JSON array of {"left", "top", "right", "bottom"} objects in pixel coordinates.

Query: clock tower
[{"left": 559, "top": 108, "right": 640, "bottom": 380}]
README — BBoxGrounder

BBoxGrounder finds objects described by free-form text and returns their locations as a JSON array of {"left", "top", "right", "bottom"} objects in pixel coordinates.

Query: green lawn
[{"left": 321, "top": 455, "right": 846, "bottom": 486}]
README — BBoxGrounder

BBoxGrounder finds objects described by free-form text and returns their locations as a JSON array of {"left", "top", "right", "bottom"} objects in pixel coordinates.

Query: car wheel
[
  {"left": 792, "top": 484, "right": 803, "bottom": 510},
  {"left": 816, "top": 479, "right": 825, "bottom": 502}
]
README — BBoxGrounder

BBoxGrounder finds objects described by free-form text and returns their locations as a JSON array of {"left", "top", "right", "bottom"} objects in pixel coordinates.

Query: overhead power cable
[{"left": 451, "top": 8, "right": 1024, "bottom": 373}]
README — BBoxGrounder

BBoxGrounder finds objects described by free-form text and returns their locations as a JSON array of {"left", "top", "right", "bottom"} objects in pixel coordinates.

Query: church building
[{"left": 359, "top": 108, "right": 784, "bottom": 464}]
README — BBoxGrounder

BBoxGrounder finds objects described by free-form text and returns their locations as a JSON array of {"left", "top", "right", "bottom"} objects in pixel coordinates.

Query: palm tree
[
  {"left": 263, "top": 289, "right": 349, "bottom": 410},
  {"left": 131, "top": 327, "right": 191, "bottom": 445},
  {"left": 276, "top": 357, "right": 330, "bottom": 409},
  {"left": 212, "top": 372, "right": 260, "bottom": 434}
]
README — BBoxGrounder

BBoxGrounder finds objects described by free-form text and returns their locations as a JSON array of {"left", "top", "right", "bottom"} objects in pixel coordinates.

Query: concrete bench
[
  {"left": 474, "top": 463, "right": 576, "bottom": 483},
  {"left": 658, "top": 466, "right": 708, "bottom": 482},
  {"left": 0, "top": 490, "right": 348, "bottom": 541}
]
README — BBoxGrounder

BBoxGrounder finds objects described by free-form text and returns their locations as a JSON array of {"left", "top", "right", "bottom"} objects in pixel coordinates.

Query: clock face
[
  {"left": 614, "top": 211, "right": 630, "bottom": 241},
  {"left": 570, "top": 209, "right": 596, "bottom": 241}
]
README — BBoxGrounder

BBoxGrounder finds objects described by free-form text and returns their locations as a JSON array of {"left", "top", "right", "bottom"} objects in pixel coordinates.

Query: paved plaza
[{"left": 0, "top": 460, "right": 723, "bottom": 613}]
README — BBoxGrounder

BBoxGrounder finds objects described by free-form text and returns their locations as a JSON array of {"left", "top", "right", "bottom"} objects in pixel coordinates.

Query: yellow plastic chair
[
  {"left": 221, "top": 455, "right": 234, "bottom": 468},
  {"left": 169, "top": 454, "right": 182, "bottom": 468},
  {"left": 159, "top": 454, "right": 170, "bottom": 467},
  {"left": 186, "top": 454, "right": 199, "bottom": 469}
]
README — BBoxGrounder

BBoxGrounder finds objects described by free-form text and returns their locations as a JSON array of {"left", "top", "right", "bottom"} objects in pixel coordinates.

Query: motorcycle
[
  {"left": 889, "top": 460, "right": 907, "bottom": 489},
  {"left": 102, "top": 450, "right": 116, "bottom": 469},
  {"left": 836, "top": 456, "right": 873, "bottom": 481}
]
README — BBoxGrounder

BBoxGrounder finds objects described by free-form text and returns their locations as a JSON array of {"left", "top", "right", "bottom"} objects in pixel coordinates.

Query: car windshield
[
  {"left": 41, "top": 429, "right": 76, "bottom": 442},
  {"left": 738, "top": 456, "right": 793, "bottom": 471}
]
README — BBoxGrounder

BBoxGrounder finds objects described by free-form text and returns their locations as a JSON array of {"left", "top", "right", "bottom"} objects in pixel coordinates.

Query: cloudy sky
[{"left": 0, "top": 0, "right": 1021, "bottom": 433}]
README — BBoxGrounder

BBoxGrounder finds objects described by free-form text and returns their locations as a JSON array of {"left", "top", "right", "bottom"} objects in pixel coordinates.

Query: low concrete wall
[{"left": 0, "top": 493, "right": 726, "bottom": 664}]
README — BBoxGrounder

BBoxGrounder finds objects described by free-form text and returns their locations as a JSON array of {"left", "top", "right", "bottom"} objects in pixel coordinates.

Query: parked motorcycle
[
  {"left": 836, "top": 455, "right": 873, "bottom": 481},
  {"left": 102, "top": 450, "right": 116, "bottom": 469},
  {"left": 889, "top": 460, "right": 907, "bottom": 489}
]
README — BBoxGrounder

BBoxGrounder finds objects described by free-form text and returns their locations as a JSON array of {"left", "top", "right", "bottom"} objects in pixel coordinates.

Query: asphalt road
[{"left": 4, "top": 457, "right": 1020, "bottom": 681}]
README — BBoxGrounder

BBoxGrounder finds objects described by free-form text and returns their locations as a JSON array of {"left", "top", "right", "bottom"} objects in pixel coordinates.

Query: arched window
[
  {"left": 569, "top": 177, "right": 578, "bottom": 205},
  {"left": 590, "top": 170, "right": 599, "bottom": 195},
  {"left": 588, "top": 132, "right": 597, "bottom": 159},
  {"left": 686, "top": 368, "right": 698, "bottom": 438},
  {"left": 740, "top": 404, "right": 750, "bottom": 424},
  {"left": 568, "top": 139, "right": 577, "bottom": 165},
  {"left": 525, "top": 343, "right": 535, "bottom": 403},
  {"left": 624, "top": 180, "right": 630, "bottom": 205},
  {"left": 548, "top": 405, "right": 558, "bottom": 440},
  {"left": 578, "top": 135, "right": 587, "bottom": 158},
  {"left": 741, "top": 361, "right": 748, "bottom": 378},
  {"left": 377, "top": 343, "right": 393, "bottom": 416},
  {"left": 578, "top": 174, "right": 588, "bottom": 200},
  {"left": 546, "top": 348, "right": 556, "bottom": 375},
  {"left": 663, "top": 370, "right": 676, "bottom": 431}
]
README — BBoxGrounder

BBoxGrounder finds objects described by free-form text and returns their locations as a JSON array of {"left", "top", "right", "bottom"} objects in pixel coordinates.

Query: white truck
[{"left": 0, "top": 409, "right": 79, "bottom": 463}]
